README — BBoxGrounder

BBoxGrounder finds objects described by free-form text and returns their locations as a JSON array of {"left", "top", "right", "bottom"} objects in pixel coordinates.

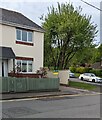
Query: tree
[
  {"left": 95, "top": 44, "right": 102, "bottom": 62},
  {"left": 69, "top": 45, "right": 97, "bottom": 66},
  {"left": 42, "top": 2, "right": 98, "bottom": 70}
]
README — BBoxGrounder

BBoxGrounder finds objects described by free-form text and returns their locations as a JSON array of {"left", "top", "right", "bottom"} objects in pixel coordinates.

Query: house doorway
[
  {"left": 2, "top": 60, "right": 8, "bottom": 77},
  {"left": 2, "top": 61, "right": 4, "bottom": 77}
]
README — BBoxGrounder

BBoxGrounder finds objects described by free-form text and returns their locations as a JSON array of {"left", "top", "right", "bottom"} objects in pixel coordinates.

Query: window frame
[
  {"left": 16, "top": 59, "right": 33, "bottom": 73},
  {"left": 16, "top": 28, "right": 33, "bottom": 43}
]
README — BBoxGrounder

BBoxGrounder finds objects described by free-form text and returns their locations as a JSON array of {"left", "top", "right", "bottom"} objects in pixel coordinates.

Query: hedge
[
  {"left": 70, "top": 67, "right": 102, "bottom": 77},
  {"left": 70, "top": 67, "right": 92, "bottom": 73},
  {"left": 89, "top": 69, "right": 102, "bottom": 76}
]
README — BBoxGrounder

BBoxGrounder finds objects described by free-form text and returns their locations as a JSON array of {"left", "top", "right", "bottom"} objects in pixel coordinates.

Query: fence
[{"left": 0, "top": 77, "right": 59, "bottom": 93}]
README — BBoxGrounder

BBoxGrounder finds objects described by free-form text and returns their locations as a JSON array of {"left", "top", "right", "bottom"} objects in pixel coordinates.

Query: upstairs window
[
  {"left": 16, "top": 29, "right": 21, "bottom": 40},
  {"left": 16, "top": 28, "right": 33, "bottom": 43},
  {"left": 22, "top": 30, "right": 27, "bottom": 42}
]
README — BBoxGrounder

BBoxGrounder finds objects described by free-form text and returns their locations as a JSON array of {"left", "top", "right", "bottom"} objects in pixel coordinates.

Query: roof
[
  {"left": 0, "top": 47, "right": 15, "bottom": 59},
  {"left": 0, "top": 8, "right": 44, "bottom": 32},
  {"left": 91, "top": 62, "right": 101, "bottom": 69}
]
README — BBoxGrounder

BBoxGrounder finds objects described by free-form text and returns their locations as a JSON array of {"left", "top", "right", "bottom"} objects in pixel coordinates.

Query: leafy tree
[
  {"left": 98, "top": 44, "right": 102, "bottom": 57},
  {"left": 70, "top": 45, "right": 99, "bottom": 66},
  {"left": 42, "top": 2, "right": 98, "bottom": 70},
  {"left": 95, "top": 44, "right": 102, "bottom": 62}
]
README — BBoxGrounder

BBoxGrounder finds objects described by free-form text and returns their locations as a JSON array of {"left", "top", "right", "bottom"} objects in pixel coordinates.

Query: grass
[{"left": 68, "top": 81, "right": 97, "bottom": 91}]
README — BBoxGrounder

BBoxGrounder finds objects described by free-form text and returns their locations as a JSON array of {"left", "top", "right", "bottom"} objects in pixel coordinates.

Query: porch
[{"left": 0, "top": 46, "right": 15, "bottom": 77}]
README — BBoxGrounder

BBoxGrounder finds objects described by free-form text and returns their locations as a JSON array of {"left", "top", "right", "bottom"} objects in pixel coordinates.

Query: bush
[
  {"left": 69, "top": 67, "right": 76, "bottom": 73},
  {"left": 84, "top": 67, "right": 92, "bottom": 73},
  {"left": 76, "top": 67, "right": 86, "bottom": 74},
  {"left": 74, "top": 73, "right": 80, "bottom": 77},
  {"left": 69, "top": 66, "right": 102, "bottom": 77},
  {"left": 89, "top": 69, "right": 102, "bottom": 77},
  {"left": 36, "top": 67, "right": 47, "bottom": 77},
  {"left": 75, "top": 67, "right": 92, "bottom": 74}
]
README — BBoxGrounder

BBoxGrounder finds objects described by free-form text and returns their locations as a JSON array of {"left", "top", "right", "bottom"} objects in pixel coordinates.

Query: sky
[{"left": 0, "top": 0, "right": 101, "bottom": 45}]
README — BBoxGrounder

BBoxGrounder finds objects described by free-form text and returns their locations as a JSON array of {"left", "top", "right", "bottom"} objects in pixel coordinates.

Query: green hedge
[
  {"left": 70, "top": 67, "right": 102, "bottom": 77},
  {"left": 89, "top": 69, "right": 102, "bottom": 77},
  {"left": 70, "top": 67, "right": 92, "bottom": 73},
  {"left": 69, "top": 67, "right": 76, "bottom": 73}
]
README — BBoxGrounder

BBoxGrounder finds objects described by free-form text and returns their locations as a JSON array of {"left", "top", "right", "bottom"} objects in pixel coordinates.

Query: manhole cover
[{"left": 3, "top": 107, "right": 40, "bottom": 118}]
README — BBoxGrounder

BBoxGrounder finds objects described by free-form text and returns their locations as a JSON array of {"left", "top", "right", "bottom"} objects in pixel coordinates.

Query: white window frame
[
  {"left": 16, "top": 28, "right": 33, "bottom": 43},
  {"left": 16, "top": 60, "right": 33, "bottom": 73}
]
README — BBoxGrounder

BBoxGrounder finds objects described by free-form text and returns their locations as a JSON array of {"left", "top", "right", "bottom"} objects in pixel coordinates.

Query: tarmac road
[{"left": 2, "top": 93, "right": 102, "bottom": 118}]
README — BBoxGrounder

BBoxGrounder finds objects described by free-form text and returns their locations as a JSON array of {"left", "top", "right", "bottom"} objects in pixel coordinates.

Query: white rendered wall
[{"left": 0, "top": 24, "right": 44, "bottom": 73}]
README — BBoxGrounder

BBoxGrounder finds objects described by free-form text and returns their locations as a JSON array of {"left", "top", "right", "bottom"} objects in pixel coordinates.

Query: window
[
  {"left": 16, "top": 60, "right": 33, "bottom": 73},
  {"left": 22, "top": 61, "right": 27, "bottom": 72},
  {"left": 28, "top": 61, "right": 32, "bottom": 72},
  {"left": 28, "top": 32, "right": 32, "bottom": 42},
  {"left": 22, "top": 30, "right": 27, "bottom": 42},
  {"left": 16, "top": 29, "right": 21, "bottom": 40},
  {"left": 16, "top": 28, "right": 33, "bottom": 43},
  {"left": 17, "top": 60, "right": 21, "bottom": 72}
]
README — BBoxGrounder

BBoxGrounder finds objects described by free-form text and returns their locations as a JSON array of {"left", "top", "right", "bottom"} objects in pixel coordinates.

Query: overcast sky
[{"left": 0, "top": 0, "right": 101, "bottom": 44}]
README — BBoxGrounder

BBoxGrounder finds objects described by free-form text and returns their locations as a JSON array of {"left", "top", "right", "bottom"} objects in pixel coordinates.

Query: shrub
[
  {"left": 36, "top": 67, "right": 47, "bottom": 77},
  {"left": 76, "top": 67, "right": 85, "bottom": 74},
  {"left": 69, "top": 67, "right": 76, "bottom": 73},
  {"left": 89, "top": 69, "right": 102, "bottom": 77},
  {"left": 84, "top": 67, "right": 92, "bottom": 73},
  {"left": 75, "top": 67, "right": 92, "bottom": 74}
]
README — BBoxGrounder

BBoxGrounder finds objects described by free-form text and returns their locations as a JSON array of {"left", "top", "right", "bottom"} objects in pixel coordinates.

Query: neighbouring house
[
  {"left": 91, "top": 61, "right": 102, "bottom": 70},
  {"left": 0, "top": 8, "right": 44, "bottom": 77}
]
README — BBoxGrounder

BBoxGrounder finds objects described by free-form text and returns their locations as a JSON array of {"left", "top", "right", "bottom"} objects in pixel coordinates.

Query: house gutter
[{"left": 0, "top": 20, "right": 45, "bottom": 33}]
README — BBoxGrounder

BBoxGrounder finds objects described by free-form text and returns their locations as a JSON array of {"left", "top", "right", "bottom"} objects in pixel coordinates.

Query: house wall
[
  {"left": 0, "top": 24, "right": 2, "bottom": 45},
  {"left": 0, "top": 24, "right": 44, "bottom": 73}
]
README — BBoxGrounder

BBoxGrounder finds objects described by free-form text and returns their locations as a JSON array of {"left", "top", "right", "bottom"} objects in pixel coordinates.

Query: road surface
[{"left": 1, "top": 93, "right": 102, "bottom": 118}]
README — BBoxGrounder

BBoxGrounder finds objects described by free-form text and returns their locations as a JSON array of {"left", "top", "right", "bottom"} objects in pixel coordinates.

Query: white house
[{"left": 0, "top": 8, "right": 44, "bottom": 77}]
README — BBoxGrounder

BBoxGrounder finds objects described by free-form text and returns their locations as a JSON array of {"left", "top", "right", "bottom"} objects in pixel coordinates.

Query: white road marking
[{"left": 0, "top": 92, "right": 102, "bottom": 103}]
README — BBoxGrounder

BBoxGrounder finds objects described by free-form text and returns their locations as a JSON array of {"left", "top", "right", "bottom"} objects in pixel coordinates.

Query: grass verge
[{"left": 69, "top": 81, "right": 97, "bottom": 91}]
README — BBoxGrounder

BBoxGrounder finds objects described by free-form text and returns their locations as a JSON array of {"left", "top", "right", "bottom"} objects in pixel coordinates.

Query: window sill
[{"left": 16, "top": 41, "right": 33, "bottom": 46}]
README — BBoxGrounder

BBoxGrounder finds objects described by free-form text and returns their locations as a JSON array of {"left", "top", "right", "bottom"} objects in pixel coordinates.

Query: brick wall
[{"left": 8, "top": 73, "right": 43, "bottom": 78}]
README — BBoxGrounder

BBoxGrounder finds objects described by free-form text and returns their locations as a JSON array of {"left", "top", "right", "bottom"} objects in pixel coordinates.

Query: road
[
  {"left": 1, "top": 93, "right": 102, "bottom": 118},
  {"left": 69, "top": 78, "right": 102, "bottom": 86}
]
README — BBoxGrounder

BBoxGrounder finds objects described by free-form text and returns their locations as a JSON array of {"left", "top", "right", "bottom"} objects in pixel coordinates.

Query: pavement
[{"left": 0, "top": 85, "right": 99, "bottom": 100}]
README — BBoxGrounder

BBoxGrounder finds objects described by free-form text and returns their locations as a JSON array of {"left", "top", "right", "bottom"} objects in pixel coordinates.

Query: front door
[
  {"left": 2, "top": 61, "right": 4, "bottom": 77},
  {"left": 2, "top": 60, "right": 8, "bottom": 77}
]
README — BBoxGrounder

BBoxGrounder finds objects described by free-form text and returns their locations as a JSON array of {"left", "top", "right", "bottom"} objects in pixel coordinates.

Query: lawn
[{"left": 68, "top": 81, "right": 97, "bottom": 91}]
